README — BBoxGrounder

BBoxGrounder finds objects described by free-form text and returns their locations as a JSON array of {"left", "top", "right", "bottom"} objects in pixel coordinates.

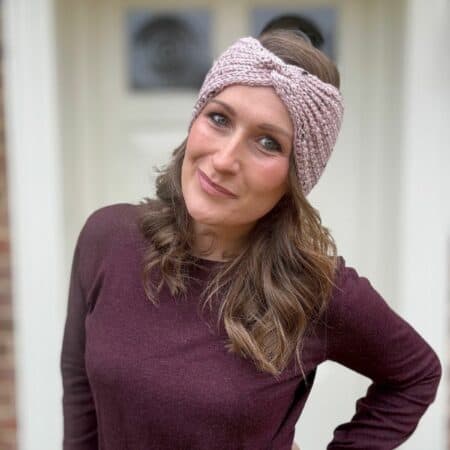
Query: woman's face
[{"left": 181, "top": 84, "right": 293, "bottom": 236}]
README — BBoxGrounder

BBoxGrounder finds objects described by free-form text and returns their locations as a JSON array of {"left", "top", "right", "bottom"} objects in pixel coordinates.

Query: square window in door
[{"left": 127, "top": 9, "right": 212, "bottom": 90}]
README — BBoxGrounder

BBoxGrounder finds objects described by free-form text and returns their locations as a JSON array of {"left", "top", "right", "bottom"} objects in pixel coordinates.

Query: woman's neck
[{"left": 191, "top": 222, "right": 252, "bottom": 261}]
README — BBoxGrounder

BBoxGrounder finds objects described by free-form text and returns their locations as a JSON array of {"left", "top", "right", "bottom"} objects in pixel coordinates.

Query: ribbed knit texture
[
  {"left": 190, "top": 37, "right": 344, "bottom": 195},
  {"left": 61, "top": 204, "right": 442, "bottom": 450}
]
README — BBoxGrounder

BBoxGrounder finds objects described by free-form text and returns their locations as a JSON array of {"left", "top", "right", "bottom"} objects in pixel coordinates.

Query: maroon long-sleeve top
[{"left": 60, "top": 203, "right": 441, "bottom": 450}]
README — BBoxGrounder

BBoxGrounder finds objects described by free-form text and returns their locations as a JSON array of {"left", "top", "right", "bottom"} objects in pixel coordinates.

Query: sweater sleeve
[
  {"left": 325, "top": 258, "right": 442, "bottom": 449},
  {"left": 60, "top": 230, "right": 98, "bottom": 449}
]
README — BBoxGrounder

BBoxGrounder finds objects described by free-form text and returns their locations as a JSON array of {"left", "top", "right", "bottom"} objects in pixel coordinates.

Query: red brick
[
  {"left": 0, "top": 295, "right": 11, "bottom": 307},
  {"left": 0, "top": 393, "right": 15, "bottom": 406},
  {"left": 0, "top": 240, "right": 9, "bottom": 253},
  {"left": 0, "top": 28, "right": 14, "bottom": 447},
  {"left": 0, "top": 279, "right": 11, "bottom": 295},
  {"left": 0, "top": 383, "right": 15, "bottom": 394}
]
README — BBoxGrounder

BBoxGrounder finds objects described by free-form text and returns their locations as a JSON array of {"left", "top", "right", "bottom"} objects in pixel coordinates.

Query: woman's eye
[
  {"left": 259, "top": 136, "right": 282, "bottom": 152},
  {"left": 208, "top": 112, "right": 228, "bottom": 127}
]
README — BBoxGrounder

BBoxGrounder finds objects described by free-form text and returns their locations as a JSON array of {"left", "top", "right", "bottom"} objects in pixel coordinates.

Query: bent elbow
[
  {"left": 417, "top": 348, "right": 443, "bottom": 406},
  {"left": 428, "top": 352, "right": 442, "bottom": 401}
]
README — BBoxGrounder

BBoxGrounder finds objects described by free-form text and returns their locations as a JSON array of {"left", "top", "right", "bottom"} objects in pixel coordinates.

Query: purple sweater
[{"left": 60, "top": 203, "right": 441, "bottom": 450}]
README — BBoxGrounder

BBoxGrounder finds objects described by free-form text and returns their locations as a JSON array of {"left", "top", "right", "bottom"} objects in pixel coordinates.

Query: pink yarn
[{"left": 189, "top": 37, "right": 344, "bottom": 195}]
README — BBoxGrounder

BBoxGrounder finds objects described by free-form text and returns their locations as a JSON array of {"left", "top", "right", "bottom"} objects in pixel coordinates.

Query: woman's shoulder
[
  {"left": 332, "top": 256, "right": 361, "bottom": 299},
  {"left": 327, "top": 255, "right": 395, "bottom": 332},
  {"left": 82, "top": 202, "right": 141, "bottom": 229},
  {"left": 74, "top": 203, "right": 147, "bottom": 288},
  {"left": 77, "top": 202, "right": 145, "bottom": 252}
]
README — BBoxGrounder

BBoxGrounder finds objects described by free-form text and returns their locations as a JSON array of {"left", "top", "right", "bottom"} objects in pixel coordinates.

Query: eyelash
[
  {"left": 208, "top": 112, "right": 229, "bottom": 128},
  {"left": 206, "top": 111, "right": 282, "bottom": 153}
]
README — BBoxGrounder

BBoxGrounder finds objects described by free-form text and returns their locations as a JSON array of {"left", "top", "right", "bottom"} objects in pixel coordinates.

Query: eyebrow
[{"left": 208, "top": 99, "right": 292, "bottom": 140}]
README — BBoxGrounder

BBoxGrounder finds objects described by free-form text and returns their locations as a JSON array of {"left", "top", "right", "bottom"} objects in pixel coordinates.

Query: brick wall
[{"left": 0, "top": 3, "right": 17, "bottom": 448}]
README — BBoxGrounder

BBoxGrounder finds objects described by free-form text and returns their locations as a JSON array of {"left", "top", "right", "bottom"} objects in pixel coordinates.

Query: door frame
[{"left": 3, "top": 0, "right": 447, "bottom": 448}]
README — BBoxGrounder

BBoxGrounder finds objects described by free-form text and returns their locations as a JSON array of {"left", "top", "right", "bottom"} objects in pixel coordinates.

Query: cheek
[
  {"left": 185, "top": 121, "right": 212, "bottom": 159},
  {"left": 250, "top": 160, "right": 290, "bottom": 197}
]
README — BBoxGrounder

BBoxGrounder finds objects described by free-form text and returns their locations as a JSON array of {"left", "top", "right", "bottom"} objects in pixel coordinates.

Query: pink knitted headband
[{"left": 189, "top": 37, "right": 344, "bottom": 195}]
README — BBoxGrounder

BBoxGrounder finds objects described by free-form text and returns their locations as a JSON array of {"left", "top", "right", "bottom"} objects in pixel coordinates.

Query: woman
[{"left": 61, "top": 30, "right": 441, "bottom": 449}]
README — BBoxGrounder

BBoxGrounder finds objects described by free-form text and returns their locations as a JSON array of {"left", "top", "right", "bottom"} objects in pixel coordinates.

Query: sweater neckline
[{"left": 189, "top": 254, "right": 227, "bottom": 266}]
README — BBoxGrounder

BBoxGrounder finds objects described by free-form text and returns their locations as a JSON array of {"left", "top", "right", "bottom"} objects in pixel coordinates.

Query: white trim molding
[
  {"left": 397, "top": 0, "right": 450, "bottom": 448},
  {"left": 2, "top": 0, "right": 65, "bottom": 448}
]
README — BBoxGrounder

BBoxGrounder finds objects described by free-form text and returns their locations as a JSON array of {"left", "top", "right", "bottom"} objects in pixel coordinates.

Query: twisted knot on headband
[{"left": 190, "top": 37, "right": 344, "bottom": 195}]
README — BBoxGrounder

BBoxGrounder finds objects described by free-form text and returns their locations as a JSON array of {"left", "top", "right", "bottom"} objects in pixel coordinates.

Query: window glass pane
[
  {"left": 127, "top": 9, "right": 211, "bottom": 90},
  {"left": 251, "top": 7, "right": 337, "bottom": 61}
]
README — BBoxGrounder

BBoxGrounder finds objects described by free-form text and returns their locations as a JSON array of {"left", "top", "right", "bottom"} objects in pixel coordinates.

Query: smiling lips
[{"left": 197, "top": 169, "right": 237, "bottom": 198}]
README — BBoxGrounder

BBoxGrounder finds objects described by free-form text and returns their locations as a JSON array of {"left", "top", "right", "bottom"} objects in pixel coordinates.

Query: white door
[{"left": 57, "top": 0, "right": 413, "bottom": 449}]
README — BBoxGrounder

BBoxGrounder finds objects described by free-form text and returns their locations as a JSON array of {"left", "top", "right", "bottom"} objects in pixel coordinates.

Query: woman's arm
[
  {"left": 325, "top": 259, "right": 441, "bottom": 449},
  {"left": 60, "top": 236, "right": 98, "bottom": 450}
]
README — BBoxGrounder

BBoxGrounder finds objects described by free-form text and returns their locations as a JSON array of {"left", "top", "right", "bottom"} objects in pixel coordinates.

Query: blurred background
[{"left": 0, "top": 0, "right": 449, "bottom": 449}]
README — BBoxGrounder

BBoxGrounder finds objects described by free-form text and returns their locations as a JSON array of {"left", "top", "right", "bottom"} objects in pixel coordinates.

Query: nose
[{"left": 211, "top": 133, "right": 242, "bottom": 174}]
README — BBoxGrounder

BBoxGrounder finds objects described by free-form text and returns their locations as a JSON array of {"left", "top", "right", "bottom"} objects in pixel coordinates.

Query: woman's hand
[{"left": 291, "top": 442, "right": 300, "bottom": 450}]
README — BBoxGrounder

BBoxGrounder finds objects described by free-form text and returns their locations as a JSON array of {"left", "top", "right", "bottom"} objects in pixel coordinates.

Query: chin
[{"left": 186, "top": 206, "right": 222, "bottom": 225}]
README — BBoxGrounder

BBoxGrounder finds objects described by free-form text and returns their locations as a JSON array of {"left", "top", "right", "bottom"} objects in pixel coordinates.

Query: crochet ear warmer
[{"left": 189, "top": 37, "right": 344, "bottom": 195}]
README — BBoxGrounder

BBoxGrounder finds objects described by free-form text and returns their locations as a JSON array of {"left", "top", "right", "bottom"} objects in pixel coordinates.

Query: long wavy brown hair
[{"left": 138, "top": 29, "right": 340, "bottom": 378}]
